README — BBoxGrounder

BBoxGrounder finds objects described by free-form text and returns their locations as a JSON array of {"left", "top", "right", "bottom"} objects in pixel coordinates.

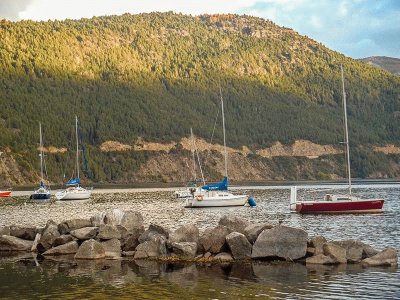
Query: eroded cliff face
[
  {"left": 1, "top": 139, "right": 399, "bottom": 186},
  {"left": 0, "top": 152, "right": 34, "bottom": 186}
]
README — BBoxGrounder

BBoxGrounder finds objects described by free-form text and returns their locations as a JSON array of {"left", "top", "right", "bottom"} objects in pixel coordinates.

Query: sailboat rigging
[
  {"left": 30, "top": 122, "right": 51, "bottom": 200},
  {"left": 184, "top": 90, "right": 252, "bottom": 208},
  {"left": 56, "top": 116, "right": 92, "bottom": 201}
]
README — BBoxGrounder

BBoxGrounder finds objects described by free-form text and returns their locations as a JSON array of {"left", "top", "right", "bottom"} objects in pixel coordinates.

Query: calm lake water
[{"left": 1, "top": 185, "right": 399, "bottom": 299}]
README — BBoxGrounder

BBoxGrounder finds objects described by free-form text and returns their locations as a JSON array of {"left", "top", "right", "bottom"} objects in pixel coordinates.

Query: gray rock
[
  {"left": 53, "top": 234, "right": 74, "bottom": 247},
  {"left": 0, "top": 226, "right": 10, "bottom": 236},
  {"left": 226, "top": 232, "right": 252, "bottom": 260},
  {"left": 309, "top": 236, "right": 327, "bottom": 256},
  {"left": 116, "top": 225, "right": 130, "bottom": 240},
  {"left": 330, "top": 240, "right": 380, "bottom": 262},
  {"left": 214, "top": 252, "right": 234, "bottom": 262},
  {"left": 42, "top": 241, "right": 79, "bottom": 256},
  {"left": 70, "top": 227, "right": 98, "bottom": 240},
  {"left": 0, "top": 235, "right": 34, "bottom": 251},
  {"left": 90, "top": 212, "right": 106, "bottom": 226},
  {"left": 219, "top": 215, "right": 249, "bottom": 234},
  {"left": 97, "top": 225, "right": 121, "bottom": 240},
  {"left": 122, "top": 227, "right": 144, "bottom": 251},
  {"left": 363, "top": 244, "right": 379, "bottom": 258},
  {"left": 120, "top": 211, "right": 144, "bottom": 231},
  {"left": 204, "top": 252, "right": 212, "bottom": 259},
  {"left": 171, "top": 242, "right": 198, "bottom": 257},
  {"left": 75, "top": 239, "right": 106, "bottom": 259},
  {"left": 139, "top": 224, "right": 169, "bottom": 244},
  {"left": 169, "top": 224, "right": 199, "bottom": 244},
  {"left": 101, "top": 238, "right": 121, "bottom": 259},
  {"left": 134, "top": 236, "right": 167, "bottom": 259},
  {"left": 9, "top": 225, "right": 38, "bottom": 241},
  {"left": 37, "top": 220, "right": 60, "bottom": 252},
  {"left": 323, "top": 243, "right": 347, "bottom": 264},
  {"left": 244, "top": 223, "right": 273, "bottom": 244},
  {"left": 306, "top": 254, "right": 336, "bottom": 265},
  {"left": 199, "top": 225, "right": 231, "bottom": 254},
  {"left": 362, "top": 247, "right": 398, "bottom": 266},
  {"left": 58, "top": 219, "right": 92, "bottom": 235},
  {"left": 104, "top": 209, "right": 125, "bottom": 226},
  {"left": 252, "top": 226, "right": 308, "bottom": 260}
]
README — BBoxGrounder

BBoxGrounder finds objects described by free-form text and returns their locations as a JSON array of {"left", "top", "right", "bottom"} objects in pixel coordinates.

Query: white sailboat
[
  {"left": 56, "top": 116, "right": 92, "bottom": 200},
  {"left": 30, "top": 122, "right": 51, "bottom": 200},
  {"left": 175, "top": 128, "right": 205, "bottom": 199},
  {"left": 185, "top": 91, "right": 250, "bottom": 208}
]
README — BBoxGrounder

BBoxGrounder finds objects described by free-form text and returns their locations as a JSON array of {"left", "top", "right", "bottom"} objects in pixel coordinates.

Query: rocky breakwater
[{"left": 0, "top": 210, "right": 397, "bottom": 267}]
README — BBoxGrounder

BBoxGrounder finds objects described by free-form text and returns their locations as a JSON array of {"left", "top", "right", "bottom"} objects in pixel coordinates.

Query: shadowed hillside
[{"left": 1, "top": 13, "right": 400, "bottom": 184}]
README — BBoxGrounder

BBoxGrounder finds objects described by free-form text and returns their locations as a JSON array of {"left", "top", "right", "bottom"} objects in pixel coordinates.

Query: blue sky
[{"left": 0, "top": 0, "right": 399, "bottom": 59}]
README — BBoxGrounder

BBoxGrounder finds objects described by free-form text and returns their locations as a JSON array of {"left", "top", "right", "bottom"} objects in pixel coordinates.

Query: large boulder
[
  {"left": 361, "top": 247, "right": 398, "bottom": 266},
  {"left": 226, "top": 232, "right": 252, "bottom": 260},
  {"left": 9, "top": 225, "right": 38, "bottom": 241},
  {"left": 168, "top": 224, "right": 199, "bottom": 244},
  {"left": 332, "top": 240, "right": 379, "bottom": 262},
  {"left": 309, "top": 236, "right": 327, "bottom": 256},
  {"left": 120, "top": 211, "right": 144, "bottom": 231},
  {"left": 199, "top": 225, "right": 231, "bottom": 254},
  {"left": 323, "top": 243, "right": 347, "bottom": 264},
  {"left": 53, "top": 234, "right": 74, "bottom": 247},
  {"left": 306, "top": 254, "right": 336, "bottom": 265},
  {"left": 171, "top": 242, "right": 198, "bottom": 258},
  {"left": 101, "top": 238, "right": 121, "bottom": 259},
  {"left": 97, "top": 225, "right": 121, "bottom": 240},
  {"left": 139, "top": 224, "right": 169, "bottom": 243},
  {"left": 0, "top": 235, "right": 34, "bottom": 251},
  {"left": 244, "top": 223, "right": 273, "bottom": 244},
  {"left": 58, "top": 219, "right": 92, "bottom": 235},
  {"left": 252, "top": 226, "right": 308, "bottom": 260},
  {"left": 219, "top": 215, "right": 249, "bottom": 234},
  {"left": 70, "top": 227, "right": 98, "bottom": 240},
  {"left": 37, "top": 220, "right": 60, "bottom": 252},
  {"left": 104, "top": 209, "right": 125, "bottom": 226},
  {"left": 74, "top": 239, "right": 106, "bottom": 259},
  {"left": 42, "top": 241, "right": 79, "bottom": 256},
  {"left": 121, "top": 227, "right": 144, "bottom": 251},
  {"left": 134, "top": 236, "right": 167, "bottom": 259}
]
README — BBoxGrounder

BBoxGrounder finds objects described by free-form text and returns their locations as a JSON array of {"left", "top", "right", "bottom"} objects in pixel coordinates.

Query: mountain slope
[
  {"left": 0, "top": 13, "right": 400, "bottom": 184},
  {"left": 361, "top": 56, "right": 400, "bottom": 75}
]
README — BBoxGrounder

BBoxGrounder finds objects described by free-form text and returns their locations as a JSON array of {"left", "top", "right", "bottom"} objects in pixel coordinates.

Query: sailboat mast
[
  {"left": 220, "top": 89, "right": 228, "bottom": 178},
  {"left": 39, "top": 122, "right": 44, "bottom": 181},
  {"left": 75, "top": 116, "right": 79, "bottom": 180},
  {"left": 341, "top": 65, "right": 352, "bottom": 195}
]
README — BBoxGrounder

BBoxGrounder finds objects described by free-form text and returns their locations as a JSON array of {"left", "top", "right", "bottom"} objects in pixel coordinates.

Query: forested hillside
[{"left": 1, "top": 13, "right": 400, "bottom": 184}]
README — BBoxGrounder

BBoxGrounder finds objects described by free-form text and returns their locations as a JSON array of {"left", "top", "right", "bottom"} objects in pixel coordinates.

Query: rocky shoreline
[{"left": 0, "top": 209, "right": 397, "bottom": 267}]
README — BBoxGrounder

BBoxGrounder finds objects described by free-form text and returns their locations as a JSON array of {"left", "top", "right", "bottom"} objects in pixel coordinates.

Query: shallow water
[{"left": 0, "top": 186, "right": 399, "bottom": 298}]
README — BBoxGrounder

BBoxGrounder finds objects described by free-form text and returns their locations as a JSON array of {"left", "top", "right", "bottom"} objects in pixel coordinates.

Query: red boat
[
  {"left": 291, "top": 190, "right": 384, "bottom": 214},
  {"left": 290, "top": 66, "right": 384, "bottom": 214},
  {"left": 0, "top": 190, "right": 12, "bottom": 197}
]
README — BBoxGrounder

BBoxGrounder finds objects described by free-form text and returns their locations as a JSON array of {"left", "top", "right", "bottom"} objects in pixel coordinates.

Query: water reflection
[{"left": 0, "top": 254, "right": 398, "bottom": 299}]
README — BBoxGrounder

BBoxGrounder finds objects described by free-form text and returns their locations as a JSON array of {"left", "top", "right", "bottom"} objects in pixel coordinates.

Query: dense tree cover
[{"left": 0, "top": 13, "right": 399, "bottom": 182}]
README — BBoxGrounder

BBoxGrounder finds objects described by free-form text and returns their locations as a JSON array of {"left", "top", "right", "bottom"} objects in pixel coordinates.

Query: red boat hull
[
  {"left": 0, "top": 191, "right": 12, "bottom": 197},
  {"left": 296, "top": 199, "right": 384, "bottom": 214}
]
